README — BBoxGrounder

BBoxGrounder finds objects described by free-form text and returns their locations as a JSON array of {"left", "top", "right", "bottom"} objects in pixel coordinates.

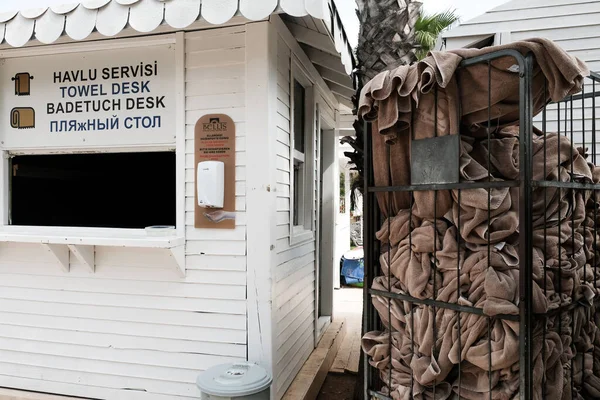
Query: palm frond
[
  {"left": 414, "top": 9, "right": 459, "bottom": 59},
  {"left": 426, "top": 10, "right": 460, "bottom": 33},
  {"left": 415, "top": 30, "right": 437, "bottom": 51}
]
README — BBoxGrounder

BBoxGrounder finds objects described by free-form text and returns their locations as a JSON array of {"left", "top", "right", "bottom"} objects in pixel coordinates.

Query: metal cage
[{"left": 362, "top": 50, "right": 600, "bottom": 399}]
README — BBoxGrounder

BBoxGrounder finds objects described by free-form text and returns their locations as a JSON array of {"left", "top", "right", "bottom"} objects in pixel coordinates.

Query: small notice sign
[{"left": 194, "top": 114, "right": 236, "bottom": 229}]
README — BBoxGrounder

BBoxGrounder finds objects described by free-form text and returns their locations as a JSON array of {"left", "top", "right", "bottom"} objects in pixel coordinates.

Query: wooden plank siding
[
  {"left": 444, "top": 0, "right": 600, "bottom": 39},
  {"left": 182, "top": 22, "right": 249, "bottom": 387},
  {"left": 0, "top": 27, "right": 248, "bottom": 400},
  {"left": 270, "top": 15, "right": 342, "bottom": 397},
  {"left": 273, "top": 34, "right": 317, "bottom": 400}
]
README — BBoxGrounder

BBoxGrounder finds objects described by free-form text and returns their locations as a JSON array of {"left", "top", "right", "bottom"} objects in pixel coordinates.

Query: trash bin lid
[{"left": 197, "top": 362, "right": 272, "bottom": 397}]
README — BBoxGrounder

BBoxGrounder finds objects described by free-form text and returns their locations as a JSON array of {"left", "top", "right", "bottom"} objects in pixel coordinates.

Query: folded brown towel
[
  {"left": 362, "top": 38, "right": 598, "bottom": 399},
  {"left": 360, "top": 39, "right": 589, "bottom": 221},
  {"left": 360, "top": 38, "right": 589, "bottom": 143}
]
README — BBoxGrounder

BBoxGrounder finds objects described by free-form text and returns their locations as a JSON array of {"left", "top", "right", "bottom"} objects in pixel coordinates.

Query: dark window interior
[
  {"left": 293, "top": 79, "right": 306, "bottom": 153},
  {"left": 293, "top": 163, "right": 300, "bottom": 226},
  {"left": 466, "top": 35, "right": 495, "bottom": 49},
  {"left": 11, "top": 152, "right": 176, "bottom": 229}
]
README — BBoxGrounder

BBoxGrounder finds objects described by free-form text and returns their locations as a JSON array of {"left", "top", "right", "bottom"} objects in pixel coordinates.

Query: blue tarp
[{"left": 340, "top": 250, "right": 364, "bottom": 287}]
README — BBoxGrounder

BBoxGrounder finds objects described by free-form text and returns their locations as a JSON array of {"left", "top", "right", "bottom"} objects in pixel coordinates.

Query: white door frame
[{"left": 315, "top": 115, "right": 336, "bottom": 343}]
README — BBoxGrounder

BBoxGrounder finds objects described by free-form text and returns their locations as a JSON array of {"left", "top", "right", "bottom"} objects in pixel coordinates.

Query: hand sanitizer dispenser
[{"left": 197, "top": 161, "right": 225, "bottom": 208}]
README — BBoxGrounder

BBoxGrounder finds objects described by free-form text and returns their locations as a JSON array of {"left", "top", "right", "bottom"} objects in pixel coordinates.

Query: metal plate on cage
[{"left": 411, "top": 135, "right": 460, "bottom": 185}]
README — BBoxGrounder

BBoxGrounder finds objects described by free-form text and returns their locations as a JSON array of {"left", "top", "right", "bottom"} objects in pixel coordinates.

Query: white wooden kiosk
[{"left": 0, "top": 1, "right": 355, "bottom": 399}]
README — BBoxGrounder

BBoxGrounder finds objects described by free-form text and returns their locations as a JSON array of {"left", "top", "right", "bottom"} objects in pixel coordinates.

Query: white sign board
[{"left": 0, "top": 43, "right": 176, "bottom": 149}]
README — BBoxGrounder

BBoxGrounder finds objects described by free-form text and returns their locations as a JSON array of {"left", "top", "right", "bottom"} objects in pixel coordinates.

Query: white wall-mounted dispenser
[{"left": 197, "top": 161, "right": 225, "bottom": 208}]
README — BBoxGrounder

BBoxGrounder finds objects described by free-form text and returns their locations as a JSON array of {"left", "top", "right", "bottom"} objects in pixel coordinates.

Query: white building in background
[
  {"left": 443, "top": 0, "right": 600, "bottom": 68},
  {"left": 443, "top": 0, "right": 600, "bottom": 152},
  {"left": 0, "top": 1, "right": 356, "bottom": 399}
]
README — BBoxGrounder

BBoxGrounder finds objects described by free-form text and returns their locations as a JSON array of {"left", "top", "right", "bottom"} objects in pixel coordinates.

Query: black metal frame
[{"left": 362, "top": 49, "right": 600, "bottom": 399}]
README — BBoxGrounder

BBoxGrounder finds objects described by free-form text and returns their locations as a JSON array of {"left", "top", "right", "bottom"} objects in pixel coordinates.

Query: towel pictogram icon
[
  {"left": 11, "top": 108, "right": 35, "bottom": 129},
  {"left": 12, "top": 72, "right": 34, "bottom": 96}
]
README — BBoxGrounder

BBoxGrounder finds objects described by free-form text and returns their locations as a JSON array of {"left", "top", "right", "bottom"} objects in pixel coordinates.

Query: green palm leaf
[{"left": 415, "top": 9, "right": 459, "bottom": 59}]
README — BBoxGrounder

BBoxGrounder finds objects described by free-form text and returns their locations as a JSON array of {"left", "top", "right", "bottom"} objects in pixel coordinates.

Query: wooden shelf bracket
[
  {"left": 68, "top": 244, "right": 95, "bottom": 272},
  {"left": 169, "top": 245, "right": 186, "bottom": 277},
  {"left": 42, "top": 243, "right": 70, "bottom": 272}
]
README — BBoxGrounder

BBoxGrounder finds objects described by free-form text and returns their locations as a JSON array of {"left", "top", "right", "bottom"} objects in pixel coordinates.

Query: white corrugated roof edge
[{"left": 0, "top": 0, "right": 355, "bottom": 75}]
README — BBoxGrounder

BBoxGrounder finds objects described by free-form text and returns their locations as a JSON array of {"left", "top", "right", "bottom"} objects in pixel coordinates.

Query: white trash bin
[{"left": 197, "top": 362, "right": 272, "bottom": 400}]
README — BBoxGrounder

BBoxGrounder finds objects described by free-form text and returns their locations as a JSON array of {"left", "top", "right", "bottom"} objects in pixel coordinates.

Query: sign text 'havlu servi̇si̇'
[{"left": 47, "top": 61, "right": 166, "bottom": 133}]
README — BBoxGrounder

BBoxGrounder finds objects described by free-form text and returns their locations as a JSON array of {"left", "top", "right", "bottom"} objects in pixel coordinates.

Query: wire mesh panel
[
  {"left": 532, "top": 71, "right": 600, "bottom": 399},
  {"left": 362, "top": 49, "right": 600, "bottom": 400}
]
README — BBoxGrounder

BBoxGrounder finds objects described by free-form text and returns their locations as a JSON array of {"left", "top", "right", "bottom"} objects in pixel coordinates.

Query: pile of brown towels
[{"left": 358, "top": 38, "right": 600, "bottom": 399}]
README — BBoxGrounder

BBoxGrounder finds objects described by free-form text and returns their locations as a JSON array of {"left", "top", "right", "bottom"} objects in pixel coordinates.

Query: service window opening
[{"left": 10, "top": 152, "right": 176, "bottom": 229}]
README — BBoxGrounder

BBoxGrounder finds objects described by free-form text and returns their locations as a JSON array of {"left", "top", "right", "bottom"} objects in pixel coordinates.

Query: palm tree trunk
[
  {"left": 356, "top": 0, "right": 422, "bottom": 84},
  {"left": 350, "top": 1, "right": 422, "bottom": 399}
]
